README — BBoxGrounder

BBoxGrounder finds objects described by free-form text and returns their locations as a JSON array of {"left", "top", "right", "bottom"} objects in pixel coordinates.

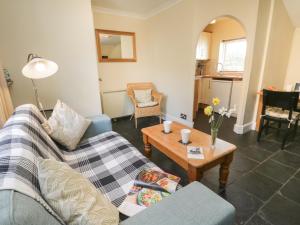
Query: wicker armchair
[{"left": 127, "top": 82, "right": 162, "bottom": 128}]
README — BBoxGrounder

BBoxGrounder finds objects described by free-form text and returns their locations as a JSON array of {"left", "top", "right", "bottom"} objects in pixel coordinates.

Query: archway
[{"left": 193, "top": 16, "right": 247, "bottom": 134}]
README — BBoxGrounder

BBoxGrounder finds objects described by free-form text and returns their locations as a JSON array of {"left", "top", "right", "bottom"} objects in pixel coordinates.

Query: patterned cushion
[
  {"left": 137, "top": 101, "right": 158, "bottom": 108},
  {"left": 38, "top": 158, "right": 119, "bottom": 225},
  {"left": 265, "top": 107, "right": 300, "bottom": 120},
  {"left": 42, "top": 100, "right": 91, "bottom": 150},
  {"left": 134, "top": 89, "right": 152, "bottom": 103}
]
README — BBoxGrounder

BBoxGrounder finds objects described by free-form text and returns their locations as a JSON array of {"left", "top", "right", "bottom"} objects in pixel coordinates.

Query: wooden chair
[
  {"left": 127, "top": 82, "right": 162, "bottom": 128},
  {"left": 257, "top": 89, "right": 300, "bottom": 149}
]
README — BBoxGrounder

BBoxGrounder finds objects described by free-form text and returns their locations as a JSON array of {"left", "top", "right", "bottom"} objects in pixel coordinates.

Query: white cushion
[
  {"left": 265, "top": 107, "right": 300, "bottom": 120},
  {"left": 133, "top": 89, "right": 152, "bottom": 103},
  {"left": 137, "top": 101, "right": 158, "bottom": 108},
  {"left": 37, "top": 158, "right": 119, "bottom": 225},
  {"left": 42, "top": 100, "right": 91, "bottom": 150}
]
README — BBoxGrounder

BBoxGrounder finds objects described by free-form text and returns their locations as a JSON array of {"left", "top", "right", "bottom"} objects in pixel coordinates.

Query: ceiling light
[{"left": 210, "top": 19, "right": 216, "bottom": 24}]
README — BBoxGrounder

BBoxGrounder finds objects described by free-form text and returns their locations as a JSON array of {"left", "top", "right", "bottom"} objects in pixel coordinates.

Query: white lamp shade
[{"left": 22, "top": 57, "right": 58, "bottom": 79}]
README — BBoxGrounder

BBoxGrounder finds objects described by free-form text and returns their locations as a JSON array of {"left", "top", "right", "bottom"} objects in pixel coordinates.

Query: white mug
[
  {"left": 181, "top": 129, "right": 191, "bottom": 144},
  {"left": 163, "top": 121, "right": 173, "bottom": 133}
]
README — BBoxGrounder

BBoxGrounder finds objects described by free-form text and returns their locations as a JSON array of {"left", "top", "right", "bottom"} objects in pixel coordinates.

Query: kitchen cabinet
[
  {"left": 196, "top": 32, "right": 211, "bottom": 60},
  {"left": 211, "top": 80, "right": 232, "bottom": 113},
  {"left": 198, "top": 78, "right": 212, "bottom": 105},
  {"left": 230, "top": 81, "right": 242, "bottom": 117}
]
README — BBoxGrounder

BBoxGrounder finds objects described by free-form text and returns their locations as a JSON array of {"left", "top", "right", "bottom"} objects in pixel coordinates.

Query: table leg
[
  {"left": 187, "top": 165, "right": 203, "bottom": 183},
  {"left": 143, "top": 133, "right": 152, "bottom": 158},
  {"left": 219, "top": 152, "right": 234, "bottom": 188}
]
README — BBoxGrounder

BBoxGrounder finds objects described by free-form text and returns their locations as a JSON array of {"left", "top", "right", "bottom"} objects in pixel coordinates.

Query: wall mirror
[{"left": 95, "top": 29, "right": 136, "bottom": 62}]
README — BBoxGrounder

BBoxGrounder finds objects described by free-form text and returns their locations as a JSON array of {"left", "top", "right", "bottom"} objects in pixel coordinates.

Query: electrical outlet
[{"left": 180, "top": 113, "right": 187, "bottom": 120}]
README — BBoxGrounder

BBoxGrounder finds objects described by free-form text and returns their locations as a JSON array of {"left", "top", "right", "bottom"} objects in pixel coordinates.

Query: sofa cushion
[
  {"left": 82, "top": 114, "right": 112, "bottom": 140},
  {"left": 38, "top": 158, "right": 119, "bottom": 225},
  {"left": 43, "top": 100, "right": 91, "bottom": 150},
  {"left": 64, "top": 131, "right": 157, "bottom": 207}
]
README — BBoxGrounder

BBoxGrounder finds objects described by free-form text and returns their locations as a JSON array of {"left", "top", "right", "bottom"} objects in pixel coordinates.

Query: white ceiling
[
  {"left": 283, "top": 0, "right": 300, "bottom": 27},
  {"left": 91, "top": 0, "right": 182, "bottom": 19},
  {"left": 92, "top": 0, "right": 300, "bottom": 26}
]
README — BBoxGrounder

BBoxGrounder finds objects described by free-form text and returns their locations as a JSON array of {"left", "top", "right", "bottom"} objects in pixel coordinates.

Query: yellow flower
[
  {"left": 204, "top": 106, "right": 213, "bottom": 116},
  {"left": 212, "top": 97, "right": 220, "bottom": 106}
]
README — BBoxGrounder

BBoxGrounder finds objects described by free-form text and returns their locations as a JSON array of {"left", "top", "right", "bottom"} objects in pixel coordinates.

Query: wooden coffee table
[{"left": 141, "top": 122, "right": 236, "bottom": 187}]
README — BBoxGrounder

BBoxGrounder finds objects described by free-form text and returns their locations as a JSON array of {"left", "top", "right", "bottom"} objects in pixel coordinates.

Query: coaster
[
  {"left": 161, "top": 130, "right": 172, "bottom": 134},
  {"left": 178, "top": 140, "right": 192, "bottom": 145}
]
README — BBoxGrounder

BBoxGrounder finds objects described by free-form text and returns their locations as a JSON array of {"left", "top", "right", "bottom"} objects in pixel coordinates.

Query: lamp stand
[
  {"left": 25, "top": 53, "right": 47, "bottom": 118},
  {"left": 31, "top": 79, "right": 47, "bottom": 118}
]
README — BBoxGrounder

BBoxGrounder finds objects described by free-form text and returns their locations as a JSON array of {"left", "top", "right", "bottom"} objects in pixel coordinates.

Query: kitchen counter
[{"left": 195, "top": 74, "right": 243, "bottom": 81}]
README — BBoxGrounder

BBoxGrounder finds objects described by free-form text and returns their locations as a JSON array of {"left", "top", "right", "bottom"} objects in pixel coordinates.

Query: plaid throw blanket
[{"left": 0, "top": 104, "right": 156, "bottom": 222}]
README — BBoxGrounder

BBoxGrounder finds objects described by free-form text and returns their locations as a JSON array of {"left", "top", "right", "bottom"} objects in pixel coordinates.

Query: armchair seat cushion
[
  {"left": 137, "top": 101, "right": 158, "bottom": 108},
  {"left": 265, "top": 107, "right": 300, "bottom": 120}
]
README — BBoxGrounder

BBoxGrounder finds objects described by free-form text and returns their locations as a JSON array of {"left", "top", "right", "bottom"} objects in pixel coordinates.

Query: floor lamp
[{"left": 22, "top": 54, "right": 58, "bottom": 118}]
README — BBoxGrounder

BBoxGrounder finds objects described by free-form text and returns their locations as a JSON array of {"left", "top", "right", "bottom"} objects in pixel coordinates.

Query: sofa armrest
[
  {"left": 82, "top": 114, "right": 112, "bottom": 140},
  {"left": 120, "top": 182, "right": 235, "bottom": 225},
  {"left": 0, "top": 190, "right": 62, "bottom": 225}
]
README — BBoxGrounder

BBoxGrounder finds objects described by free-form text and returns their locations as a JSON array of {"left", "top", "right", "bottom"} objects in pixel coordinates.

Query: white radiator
[{"left": 101, "top": 90, "right": 134, "bottom": 118}]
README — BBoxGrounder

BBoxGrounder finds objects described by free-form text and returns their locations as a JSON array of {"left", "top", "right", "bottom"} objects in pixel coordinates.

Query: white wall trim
[
  {"left": 251, "top": 122, "right": 257, "bottom": 130},
  {"left": 92, "top": 0, "right": 183, "bottom": 20},
  {"left": 233, "top": 121, "right": 255, "bottom": 134},
  {"left": 162, "top": 113, "right": 194, "bottom": 128}
]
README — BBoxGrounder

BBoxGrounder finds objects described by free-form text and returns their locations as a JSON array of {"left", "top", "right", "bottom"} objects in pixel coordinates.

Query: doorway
[{"left": 193, "top": 16, "right": 247, "bottom": 132}]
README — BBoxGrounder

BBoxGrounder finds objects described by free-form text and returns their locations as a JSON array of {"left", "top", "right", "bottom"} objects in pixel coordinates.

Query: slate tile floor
[{"left": 112, "top": 112, "right": 300, "bottom": 225}]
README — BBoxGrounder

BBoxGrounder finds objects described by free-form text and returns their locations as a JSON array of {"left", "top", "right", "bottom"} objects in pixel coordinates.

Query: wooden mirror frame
[{"left": 95, "top": 29, "right": 137, "bottom": 63}]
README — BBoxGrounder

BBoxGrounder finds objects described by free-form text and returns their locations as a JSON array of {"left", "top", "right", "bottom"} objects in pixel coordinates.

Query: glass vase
[{"left": 211, "top": 128, "right": 218, "bottom": 148}]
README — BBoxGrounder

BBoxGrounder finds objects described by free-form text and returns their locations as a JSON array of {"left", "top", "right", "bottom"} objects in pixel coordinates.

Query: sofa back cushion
[{"left": 42, "top": 100, "right": 91, "bottom": 150}]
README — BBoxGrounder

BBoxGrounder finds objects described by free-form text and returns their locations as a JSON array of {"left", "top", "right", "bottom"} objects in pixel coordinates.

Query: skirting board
[
  {"left": 162, "top": 113, "right": 194, "bottom": 128},
  {"left": 234, "top": 122, "right": 255, "bottom": 134}
]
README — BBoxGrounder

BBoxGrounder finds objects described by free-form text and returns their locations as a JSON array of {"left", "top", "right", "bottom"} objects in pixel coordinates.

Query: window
[{"left": 218, "top": 38, "right": 247, "bottom": 72}]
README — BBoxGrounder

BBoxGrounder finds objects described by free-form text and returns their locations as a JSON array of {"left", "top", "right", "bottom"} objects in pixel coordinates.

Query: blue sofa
[{"left": 0, "top": 114, "right": 235, "bottom": 225}]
